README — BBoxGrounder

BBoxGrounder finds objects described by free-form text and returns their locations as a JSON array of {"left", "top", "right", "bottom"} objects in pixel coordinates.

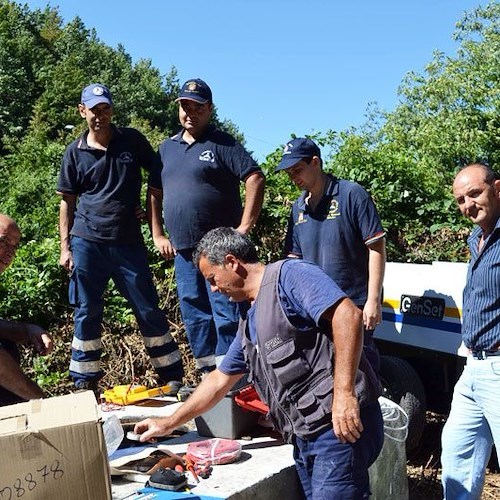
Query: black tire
[{"left": 379, "top": 355, "right": 427, "bottom": 455}]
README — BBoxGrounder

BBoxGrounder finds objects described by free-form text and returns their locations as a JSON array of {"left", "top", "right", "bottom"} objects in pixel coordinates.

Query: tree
[
  {"left": 321, "top": 3, "right": 499, "bottom": 262},
  {"left": 0, "top": 1, "right": 57, "bottom": 151},
  {"left": 0, "top": 0, "right": 245, "bottom": 327}
]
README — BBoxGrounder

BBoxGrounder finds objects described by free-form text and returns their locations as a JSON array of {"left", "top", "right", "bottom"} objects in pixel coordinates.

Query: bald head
[
  {"left": 0, "top": 214, "right": 21, "bottom": 273},
  {"left": 453, "top": 164, "right": 500, "bottom": 234},
  {"left": 0, "top": 214, "right": 19, "bottom": 233}
]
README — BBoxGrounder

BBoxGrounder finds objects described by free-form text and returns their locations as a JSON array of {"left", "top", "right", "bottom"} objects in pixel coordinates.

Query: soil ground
[{"left": 407, "top": 412, "right": 500, "bottom": 499}]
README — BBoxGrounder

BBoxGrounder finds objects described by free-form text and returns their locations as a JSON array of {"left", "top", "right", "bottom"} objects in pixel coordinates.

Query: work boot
[
  {"left": 177, "top": 384, "right": 196, "bottom": 402},
  {"left": 74, "top": 379, "right": 100, "bottom": 400},
  {"left": 160, "top": 380, "right": 183, "bottom": 397}
]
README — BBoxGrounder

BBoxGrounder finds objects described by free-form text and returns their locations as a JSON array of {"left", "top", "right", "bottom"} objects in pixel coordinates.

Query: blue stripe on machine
[{"left": 382, "top": 311, "right": 462, "bottom": 334}]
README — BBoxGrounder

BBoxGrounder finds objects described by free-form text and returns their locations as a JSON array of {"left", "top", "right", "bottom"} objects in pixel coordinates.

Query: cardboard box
[{"left": 0, "top": 391, "right": 111, "bottom": 500}]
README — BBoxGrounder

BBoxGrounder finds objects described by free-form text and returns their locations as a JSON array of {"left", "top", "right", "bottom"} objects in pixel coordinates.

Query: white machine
[{"left": 374, "top": 261, "right": 468, "bottom": 452}]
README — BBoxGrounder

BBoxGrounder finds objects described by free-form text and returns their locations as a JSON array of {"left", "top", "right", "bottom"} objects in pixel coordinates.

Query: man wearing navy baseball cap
[
  {"left": 148, "top": 78, "right": 265, "bottom": 375},
  {"left": 56, "top": 83, "right": 184, "bottom": 395},
  {"left": 275, "top": 137, "right": 321, "bottom": 172},
  {"left": 80, "top": 83, "right": 113, "bottom": 109},
  {"left": 175, "top": 78, "right": 212, "bottom": 104},
  {"left": 277, "top": 137, "right": 386, "bottom": 375}
]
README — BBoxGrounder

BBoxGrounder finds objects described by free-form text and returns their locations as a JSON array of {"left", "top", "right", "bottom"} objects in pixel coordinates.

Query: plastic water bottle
[
  {"left": 369, "top": 396, "right": 410, "bottom": 499},
  {"left": 102, "top": 414, "right": 124, "bottom": 456}
]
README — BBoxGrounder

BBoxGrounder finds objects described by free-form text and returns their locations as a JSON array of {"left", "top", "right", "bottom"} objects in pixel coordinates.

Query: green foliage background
[{"left": 0, "top": 1, "right": 498, "bottom": 390}]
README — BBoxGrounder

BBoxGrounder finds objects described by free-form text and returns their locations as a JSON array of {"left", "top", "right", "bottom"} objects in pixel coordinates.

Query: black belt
[{"left": 471, "top": 350, "right": 500, "bottom": 360}]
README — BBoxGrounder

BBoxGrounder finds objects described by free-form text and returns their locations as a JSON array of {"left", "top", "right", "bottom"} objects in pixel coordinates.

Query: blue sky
[{"left": 27, "top": 0, "right": 484, "bottom": 161}]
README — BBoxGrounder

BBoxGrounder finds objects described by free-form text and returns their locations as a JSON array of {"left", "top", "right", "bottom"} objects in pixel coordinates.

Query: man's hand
[
  {"left": 153, "top": 234, "right": 176, "bottom": 260},
  {"left": 134, "top": 416, "right": 176, "bottom": 442},
  {"left": 235, "top": 224, "right": 250, "bottom": 235},
  {"left": 134, "top": 371, "right": 242, "bottom": 443},
  {"left": 135, "top": 206, "right": 147, "bottom": 224},
  {"left": 59, "top": 249, "right": 73, "bottom": 272},
  {"left": 26, "top": 324, "right": 53, "bottom": 356},
  {"left": 362, "top": 298, "right": 381, "bottom": 331},
  {"left": 332, "top": 391, "right": 363, "bottom": 444}
]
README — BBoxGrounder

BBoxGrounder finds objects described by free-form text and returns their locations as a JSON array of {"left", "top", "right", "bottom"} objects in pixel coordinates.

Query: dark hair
[
  {"left": 303, "top": 156, "right": 323, "bottom": 169},
  {"left": 459, "top": 161, "right": 499, "bottom": 184},
  {"left": 193, "top": 227, "right": 259, "bottom": 267}
]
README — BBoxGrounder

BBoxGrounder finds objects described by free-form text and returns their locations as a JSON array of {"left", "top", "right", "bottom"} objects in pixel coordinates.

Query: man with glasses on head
[
  {"left": 0, "top": 214, "right": 53, "bottom": 405},
  {"left": 57, "top": 83, "right": 184, "bottom": 395}
]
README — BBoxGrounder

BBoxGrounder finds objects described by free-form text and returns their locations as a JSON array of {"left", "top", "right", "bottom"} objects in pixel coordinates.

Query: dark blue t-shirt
[
  {"left": 149, "top": 126, "right": 260, "bottom": 250},
  {"left": 284, "top": 175, "right": 385, "bottom": 305},
  {"left": 219, "top": 259, "right": 347, "bottom": 375},
  {"left": 57, "top": 126, "right": 160, "bottom": 244}
]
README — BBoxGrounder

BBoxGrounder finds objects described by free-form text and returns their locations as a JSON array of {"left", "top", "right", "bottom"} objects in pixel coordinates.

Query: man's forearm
[
  {"left": 330, "top": 299, "right": 363, "bottom": 393},
  {"left": 327, "top": 299, "right": 364, "bottom": 443},
  {"left": 238, "top": 173, "right": 265, "bottom": 234},
  {"left": 59, "top": 195, "right": 76, "bottom": 252},
  {"left": 366, "top": 238, "right": 386, "bottom": 303},
  {"left": 147, "top": 187, "right": 166, "bottom": 239},
  {"left": 0, "top": 349, "right": 43, "bottom": 400},
  {"left": 136, "top": 371, "right": 243, "bottom": 441},
  {"left": 0, "top": 319, "right": 29, "bottom": 344}
]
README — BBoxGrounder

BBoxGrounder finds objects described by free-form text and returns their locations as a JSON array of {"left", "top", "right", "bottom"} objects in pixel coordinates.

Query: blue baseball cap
[
  {"left": 275, "top": 138, "right": 321, "bottom": 172},
  {"left": 176, "top": 79, "right": 212, "bottom": 104},
  {"left": 81, "top": 83, "right": 113, "bottom": 108}
]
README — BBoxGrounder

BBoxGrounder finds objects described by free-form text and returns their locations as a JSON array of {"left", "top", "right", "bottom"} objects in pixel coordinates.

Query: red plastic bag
[{"left": 185, "top": 438, "right": 242, "bottom": 465}]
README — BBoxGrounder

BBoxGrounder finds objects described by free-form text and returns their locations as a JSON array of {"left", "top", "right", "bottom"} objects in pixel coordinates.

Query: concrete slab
[
  {"left": 111, "top": 433, "right": 300, "bottom": 499},
  {"left": 104, "top": 398, "right": 301, "bottom": 500},
  {"left": 106, "top": 396, "right": 409, "bottom": 500}
]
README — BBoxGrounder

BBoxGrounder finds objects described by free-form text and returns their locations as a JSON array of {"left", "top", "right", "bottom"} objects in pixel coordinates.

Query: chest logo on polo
[
  {"left": 326, "top": 199, "right": 340, "bottom": 219},
  {"left": 119, "top": 152, "right": 134, "bottom": 164},
  {"left": 295, "top": 211, "right": 308, "bottom": 225},
  {"left": 265, "top": 336, "right": 284, "bottom": 352},
  {"left": 199, "top": 150, "right": 215, "bottom": 163}
]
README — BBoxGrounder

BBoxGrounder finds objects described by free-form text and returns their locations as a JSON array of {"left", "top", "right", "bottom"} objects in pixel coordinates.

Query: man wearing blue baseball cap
[
  {"left": 56, "top": 83, "right": 184, "bottom": 394},
  {"left": 148, "top": 78, "right": 265, "bottom": 375},
  {"left": 276, "top": 137, "right": 386, "bottom": 373}
]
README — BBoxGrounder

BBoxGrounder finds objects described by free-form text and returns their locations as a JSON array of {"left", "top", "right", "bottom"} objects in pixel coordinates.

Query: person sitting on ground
[{"left": 0, "top": 214, "right": 53, "bottom": 406}]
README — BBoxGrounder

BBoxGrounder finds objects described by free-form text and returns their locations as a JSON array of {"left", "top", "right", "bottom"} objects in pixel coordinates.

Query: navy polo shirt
[
  {"left": 284, "top": 175, "right": 385, "bottom": 306},
  {"left": 462, "top": 217, "right": 500, "bottom": 352},
  {"left": 150, "top": 126, "right": 260, "bottom": 250},
  {"left": 219, "top": 259, "right": 347, "bottom": 375},
  {"left": 57, "top": 126, "right": 159, "bottom": 244}
]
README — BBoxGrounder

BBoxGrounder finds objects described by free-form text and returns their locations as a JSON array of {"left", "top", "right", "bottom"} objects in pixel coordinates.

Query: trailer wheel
[{"left": 379, "top": 355, "right": 427, "bottom": 455}]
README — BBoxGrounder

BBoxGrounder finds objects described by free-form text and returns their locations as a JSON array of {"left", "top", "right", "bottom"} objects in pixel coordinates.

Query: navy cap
[
  {"left": 176, "top": 78, "right": 212, "bottom": 104},
  {"left": 81, "top": 83, "right": 113, "bottom": 108},
  {"left": 275, "top": 138, "right": 321, "bottom": 172}
]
